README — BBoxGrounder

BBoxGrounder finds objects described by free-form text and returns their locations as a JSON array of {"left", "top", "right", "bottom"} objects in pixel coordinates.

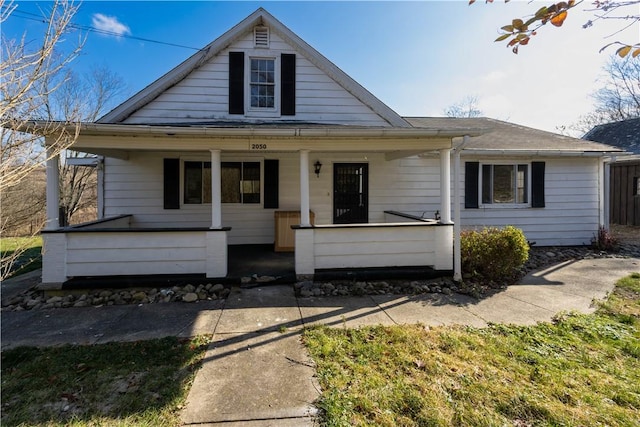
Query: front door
[{"left": 333, "top": 163, "right": 368, "bottom": 224}]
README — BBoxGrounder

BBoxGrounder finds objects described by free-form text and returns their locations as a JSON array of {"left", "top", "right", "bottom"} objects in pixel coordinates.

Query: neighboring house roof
[
  {"left": 98, "top": 7, "right": 409, "bottom": 128},
  {"left": 405, "top": 117, "right": 625, "bottom": 155},
  {"left": 582, "top": 118, "right": 640, "bottom": 154}
]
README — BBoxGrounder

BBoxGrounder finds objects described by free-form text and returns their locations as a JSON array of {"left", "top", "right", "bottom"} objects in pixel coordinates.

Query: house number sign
[{"left": 250, "top": 143, "right": 268, "bottom": 150}]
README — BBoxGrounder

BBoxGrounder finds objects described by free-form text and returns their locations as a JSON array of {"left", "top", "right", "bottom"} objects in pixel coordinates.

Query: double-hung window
[
  {"left": 221, "top": 162, "right": 260, "bottom": 204},
  {"left": 481, "top": 163, "right": 529, "bottom": 205},
  {"left": 183, "top": 161, "right": 261, "bottom": 205},
  {"left": 249, "top": 58, "right": 275, "bottom": 109}
]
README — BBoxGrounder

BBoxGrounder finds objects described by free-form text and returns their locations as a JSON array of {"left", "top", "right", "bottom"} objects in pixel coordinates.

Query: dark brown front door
[{"left": 333, "top": 163, "right": 368, "bottom": 224}]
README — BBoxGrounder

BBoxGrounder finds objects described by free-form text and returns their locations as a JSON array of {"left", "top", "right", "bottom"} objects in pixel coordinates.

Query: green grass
[
  {"left": 1, "top": 236, "right": 43, "bottom": 278},
  {"left": 304, "top": 273, "right": 640, "bottom": 427},
  {"left": 1, "top": 336, "right": 210, "bottom": 426}
]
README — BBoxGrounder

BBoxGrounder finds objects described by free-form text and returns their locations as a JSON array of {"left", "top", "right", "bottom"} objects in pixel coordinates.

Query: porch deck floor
[{"left": 228, "top": 244, "right": 295, "bottom": 284}]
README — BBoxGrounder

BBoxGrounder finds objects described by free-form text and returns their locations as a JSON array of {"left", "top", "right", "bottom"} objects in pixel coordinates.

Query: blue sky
[{"left": 4, "top": 1, "right": 638, "bottom": 134}]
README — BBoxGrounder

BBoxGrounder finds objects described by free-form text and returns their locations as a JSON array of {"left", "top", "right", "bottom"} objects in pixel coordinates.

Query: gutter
[
  {"left": 22, "top": 120, "right": 488, "bottom": 140},
  {"left": 461, "top": 149, "right": 627, "bottom": 157}
]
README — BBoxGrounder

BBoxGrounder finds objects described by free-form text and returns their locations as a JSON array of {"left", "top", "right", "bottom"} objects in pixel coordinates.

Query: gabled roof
[
  {"left": 98, "top": 8, "right": 409, "bottom": 128},
  {"left": 405, "top": 117, "right": 625, "bottom": 155},
  {"left": 582, "top": 118, "right": 640, "bottom": 154}
]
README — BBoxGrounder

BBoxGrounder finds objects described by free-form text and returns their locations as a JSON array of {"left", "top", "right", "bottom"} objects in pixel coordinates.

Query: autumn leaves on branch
[{"left": 471, "top": 0, "right": 640, "bottom": 58}]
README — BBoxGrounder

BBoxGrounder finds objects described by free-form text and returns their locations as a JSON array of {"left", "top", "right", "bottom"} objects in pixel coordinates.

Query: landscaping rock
[
  {"left": 182, "top": 293, "right": 198, "bottom": 303},
  {"left": 3, "top": 244, "right": 639, "bottom": 311}
]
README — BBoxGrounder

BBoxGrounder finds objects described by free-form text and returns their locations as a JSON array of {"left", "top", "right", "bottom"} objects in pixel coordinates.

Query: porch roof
[{"left": 28, "top": 120, "right": 488, "bottom": 159}]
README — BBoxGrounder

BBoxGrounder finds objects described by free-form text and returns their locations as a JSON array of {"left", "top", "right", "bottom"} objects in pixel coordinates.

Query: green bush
[{"left": 461, "top": 226, "right": 529, "bottom": 284}]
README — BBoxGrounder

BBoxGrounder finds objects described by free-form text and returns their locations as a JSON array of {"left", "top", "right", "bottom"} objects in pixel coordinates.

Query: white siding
[
  {"left": 103, "top": 152, "right": 602, "bottom": 247},
  {"left": 459, "top": 157, "right": 602, "bottom": 246},
  {"left": 123, "top": 31, "right": 390, "bottom": 126},
  {"left": 103, "top": 152, "right": 442, "bottom": 245},
  {"left": 65, "top": 231, "right": 207, "bottom": 276},
  {"left": 294, "top": 224, "right": 453, "bottom": 273}
]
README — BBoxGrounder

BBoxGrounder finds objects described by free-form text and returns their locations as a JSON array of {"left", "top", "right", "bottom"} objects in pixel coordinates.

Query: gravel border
[{"left": 3, "top": 244, "right": 639, "bottom": 311}]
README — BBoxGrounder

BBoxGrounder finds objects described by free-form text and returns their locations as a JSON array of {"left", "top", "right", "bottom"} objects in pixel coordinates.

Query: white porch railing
[
  {"left": 294, "top": 221, "right": 453, "bottom": 277},
  {"left": 41, "top": 216, "right": 229, "bottom": 285}
]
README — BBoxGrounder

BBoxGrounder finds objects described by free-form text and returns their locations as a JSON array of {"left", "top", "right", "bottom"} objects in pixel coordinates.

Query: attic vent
[{"left": 254, "top": 26, "right": 269, "bottom": 48}]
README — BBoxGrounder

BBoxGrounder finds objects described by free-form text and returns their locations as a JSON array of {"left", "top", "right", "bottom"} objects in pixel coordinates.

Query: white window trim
[
  {"left": 245, "top": 51, "right": 280, "bottom": 117},
  {"left": 479, "top": 161, "right": 531, "bottom": 208}
]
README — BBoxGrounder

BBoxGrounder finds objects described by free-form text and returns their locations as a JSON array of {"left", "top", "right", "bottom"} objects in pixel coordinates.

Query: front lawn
[
  {"left": 1, "top": 336, "right": 210, "bottom": 426},
  {"left": 304, "top": 273, "right": 640, "bottom": 426},
  {"left": 0, "top": 236, "right": 43, "bottom": 278}
]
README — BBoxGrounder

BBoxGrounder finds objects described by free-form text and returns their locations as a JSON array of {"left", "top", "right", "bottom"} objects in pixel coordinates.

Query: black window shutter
[
  {"left": 229, "top": 52, "right": 244, "bottom": 115},
  {"left": 281, "top": 54, "right": 296, "bottom": 116},
  {"left": 164, "top": 158, "right": 180, "bottom": 209},
  {"left": 465, "top": 161, "right": 479, "bottom": 209},
  {"left": 264, "top": 159, "right": 279, "bottom": 209},
  {"left": 531, "top": 161, "right": 546, "bottom": 208}
]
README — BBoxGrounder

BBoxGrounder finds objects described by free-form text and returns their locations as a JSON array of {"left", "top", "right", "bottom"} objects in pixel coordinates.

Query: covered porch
[{"left": 40, "top": 123, "right": 483, "bottom": 287}]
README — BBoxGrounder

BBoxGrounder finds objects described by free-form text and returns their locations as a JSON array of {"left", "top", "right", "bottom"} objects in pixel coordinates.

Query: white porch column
[
  {"left": 439, "top": 148, "right": 452, "bottom": 224},
  {"left": 45, "top": 147, "right": 60, "bottom": 230},
  {"left": 299, "top": 149, "right": 311, "bottom": 226},
  {"left": 452, "top": 136, "right": 470, "bottom": 282},
  {"left": 97, "top": 158, "right": 105, "bottom": 219},
  {"left": 598, "top": 158, "right": 606, "bottom": 229},
  {"left": 603, "top": 159, "right": 611, "bottom": 230},
  {"left": 210, "top": 149, "right": 222, "bottom": 229}
]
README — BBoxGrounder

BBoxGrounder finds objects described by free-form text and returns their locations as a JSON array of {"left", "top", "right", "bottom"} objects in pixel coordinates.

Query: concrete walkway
[{"left": 2, "top": 257, "right": 639, "bottom": 426}]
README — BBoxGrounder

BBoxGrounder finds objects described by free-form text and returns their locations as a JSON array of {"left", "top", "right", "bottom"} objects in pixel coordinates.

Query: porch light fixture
[{"left": 314, "top": 160, "right": 322, "bottom": 177}]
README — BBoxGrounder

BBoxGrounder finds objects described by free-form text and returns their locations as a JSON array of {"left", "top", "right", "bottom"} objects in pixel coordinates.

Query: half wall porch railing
[
  {"left": 293, "top": 218, "right": 453, "bottom": 278},
  {"left": 40, "top": 215, "right": 230, "bottom": 286}
]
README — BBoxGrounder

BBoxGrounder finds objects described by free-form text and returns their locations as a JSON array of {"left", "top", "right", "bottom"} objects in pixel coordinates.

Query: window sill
[{"left": 479, "top": 204, "right": 531, "bottom": 209}]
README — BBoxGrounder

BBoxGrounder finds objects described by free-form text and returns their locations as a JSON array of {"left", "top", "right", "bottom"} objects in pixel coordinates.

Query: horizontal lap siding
[
  {"left": 66, "top": 231, "right": 206, "bottom": 276},
  {"left": 104, "top": 153, "right": 600, "bottom": 247},
  {"left": 104, "top": 153, "right": 303, "bottom": 244},
  {"left": 314, "top": 227, "right": 436, "bottom": 269},
  {"left": 124, "top": 32, "right": 388, "bottom": 126},
  {"left": 460, "top": 157, "right": 601, "bottom": 246},
  {"left": 104, "top": 153, "right": 445, "bottom": 243}
]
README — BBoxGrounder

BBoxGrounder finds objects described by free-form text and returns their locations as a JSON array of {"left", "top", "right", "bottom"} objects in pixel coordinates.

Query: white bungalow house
[{"left": 35, "top": 8, "right": 623, "bottom": 288}]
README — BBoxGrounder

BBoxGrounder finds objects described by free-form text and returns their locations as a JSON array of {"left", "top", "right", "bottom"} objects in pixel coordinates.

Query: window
[
  {"left": 184, "top": 161, "right": 211, "bottom": 204},
  {"left": 228, "top": 52, "right": 295, "bottom": 116},
  {"left": 481, "top": 163, "right": 529, "bottom": 205},
  {"left": 250, "top": 58, "right": 275, "bottom": 108},
  {"left": 221, "top": 162, "right": 260, "bottom": 204},
  {"left": 183, "top": 161, "right": 260, "bottom": 205}
]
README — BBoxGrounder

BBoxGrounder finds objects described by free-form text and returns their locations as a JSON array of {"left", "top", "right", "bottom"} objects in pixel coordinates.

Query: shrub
[
  {"left": 461, "top": 226, "right": 529, "bottom": 285},
  {"left": 591, "top": 226, "right": 619, "bottom": 251}
]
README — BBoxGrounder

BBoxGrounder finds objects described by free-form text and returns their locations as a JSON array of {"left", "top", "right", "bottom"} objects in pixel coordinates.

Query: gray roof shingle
[
  {"left": 582, "top": 118, "right": 640, "bottom": 154},
  {"left": 405, "top": 117, "right": 624, "bottom": 153}
]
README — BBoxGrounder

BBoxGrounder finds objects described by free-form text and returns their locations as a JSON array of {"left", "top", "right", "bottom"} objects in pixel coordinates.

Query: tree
[
  {"left": 558, "top": 55, "right": 640, "bottom": 135},
  {"left": 1, "top": 0, "right": 82, "bottom": 279},
  {"left": 471, "top": 0, "right": 640, "bottom": 58},
  {"left": 43, "top": 65, "right": 127, "bottom": 225},
  {"left": 444, "top": 95, "right": 484, "bottom": 118}
]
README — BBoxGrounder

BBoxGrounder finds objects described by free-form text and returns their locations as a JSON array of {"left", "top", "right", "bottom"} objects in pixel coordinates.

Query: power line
[{"left": 4, "top": 7, "right": 204, "bottom": 51}]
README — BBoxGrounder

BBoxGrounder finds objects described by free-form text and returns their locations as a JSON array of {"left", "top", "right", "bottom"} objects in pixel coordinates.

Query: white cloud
[{"left": 92, "top": 13, "right": 131, "bottom": 37}]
